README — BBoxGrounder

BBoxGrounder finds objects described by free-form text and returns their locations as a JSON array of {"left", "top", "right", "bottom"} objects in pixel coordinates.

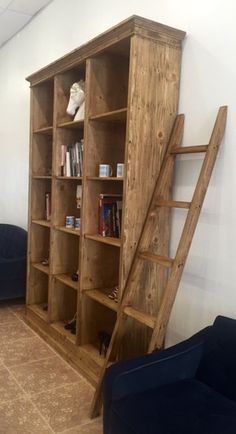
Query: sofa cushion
[
  {"left": 196, "top": 316, "right": 236, "bottom": 401},
  {"left": 110, "top": 379, "right": 236, "bottom": 434}
]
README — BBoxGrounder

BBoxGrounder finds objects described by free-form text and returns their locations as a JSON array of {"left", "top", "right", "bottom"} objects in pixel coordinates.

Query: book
[
  {"left": 98, "top": 194, "right": 123, "bottom": 238},
  {"left": 60, "top": 140, "right": 84, "bottom": 177}
]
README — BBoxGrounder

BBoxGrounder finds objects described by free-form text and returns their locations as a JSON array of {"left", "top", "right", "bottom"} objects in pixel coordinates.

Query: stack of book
[
  {"left": 98, "top": 194, "right": 122, "bottom": 238},
  {"left": 61, "top": 140, "right": 84, "bottom": 177}
]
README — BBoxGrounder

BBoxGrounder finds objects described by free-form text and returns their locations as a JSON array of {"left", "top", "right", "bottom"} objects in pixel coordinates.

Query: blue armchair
[
  {"left": 103, "top": 316, "right": 236, "bottom": 434},
  {"left": 0, "top": 224, "right": 27, "bottom": 300}
]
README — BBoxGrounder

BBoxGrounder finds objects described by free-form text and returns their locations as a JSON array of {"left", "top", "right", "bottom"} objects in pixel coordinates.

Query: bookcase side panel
[
  {"left": 26, "top": 87, "right": 34, "bottom": 305},
  {"left": 120, "top": 34, "right": 183, "bottom": 355}
]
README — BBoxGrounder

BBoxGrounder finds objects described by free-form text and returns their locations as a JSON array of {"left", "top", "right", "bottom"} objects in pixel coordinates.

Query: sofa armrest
[
  {"left": 106, "top": 326, "right": 210, "bottom": 401},
  {"left": 103, "top": 326, "right": 210, "bottom": 434}
]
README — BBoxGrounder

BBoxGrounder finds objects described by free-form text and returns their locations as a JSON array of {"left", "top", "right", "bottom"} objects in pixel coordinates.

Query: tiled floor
[{"left": 0, "top": 301, "right": 103, "bottom": 433}]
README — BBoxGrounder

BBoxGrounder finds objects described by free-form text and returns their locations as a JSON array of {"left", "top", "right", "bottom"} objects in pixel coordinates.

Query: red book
[{"left": 98, "top": 194, "right": 122, "bottom": 237}]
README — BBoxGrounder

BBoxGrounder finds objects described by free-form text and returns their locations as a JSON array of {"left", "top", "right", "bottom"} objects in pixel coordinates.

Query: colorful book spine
[{"left": 98, "top": 194, "right": 123, "bottom": 238}]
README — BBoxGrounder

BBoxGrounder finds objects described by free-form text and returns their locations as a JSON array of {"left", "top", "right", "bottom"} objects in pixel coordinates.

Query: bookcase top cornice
[{"left": 26, "top": 15, "right": 186, "bottom": 86}]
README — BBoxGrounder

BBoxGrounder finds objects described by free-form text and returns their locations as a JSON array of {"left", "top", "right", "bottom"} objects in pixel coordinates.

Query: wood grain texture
[
  {"left": 26, "top": 16, "right": 185, "bottom": 394},
  {"left": 31, "top": 81, "right": 54, "bottom": 130},
  {"left": 90, "top": 115, "right": 185, "bottom": 418},
  {"left": 118, "top": 34, "right": 182, "bottom": 356},
  {"left": 26, "top": 16, "right": 185, "bottom": 85}
]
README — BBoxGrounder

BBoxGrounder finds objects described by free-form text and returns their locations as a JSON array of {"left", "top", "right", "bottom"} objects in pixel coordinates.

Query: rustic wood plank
[
  {"left": 90, "top": 114, "right": 185, "bottom": 418},
  {"left": 85, "top": 289, "right": 118, "bottom": 312},
  {"left": 26, "top": 16, "right": 185, "bottom": 86},
  {"left": 56, "top": 226, "right": 81, "bottom": 236},
  {"left": 157, "top": 200, "right": 191, "bottom": 209},
  {"left": 89, "top": 108, "right": 127, "bottom": 122},
  {"left": 86, "top": 177, "right": 123, "bottom": 182},
  {"left": 85, "top": 234, "right": 121, "bottom": 247},
  {"left": 33, "top": 126, "right": 53, "bottom": 135},
  {"left": 139, "top": 252, "right": 174, "bottom": 267},
  {"left": 57, "top": 120, "right": 84, "bottom": 130},
  {"left": 123, "top": 306, "right": 156, "bottom": 328},
  {"left": 55, "top": 273, "right": 80, "bottom": 291},
  {"left": 32, "top": 219, "right": 51, "bottom": 228},
  {"left": 171, "top": 145, "right": 208, "bottom": 154},
  {"left": 32, "top": 262, "right": 50, "bottom": 275}
]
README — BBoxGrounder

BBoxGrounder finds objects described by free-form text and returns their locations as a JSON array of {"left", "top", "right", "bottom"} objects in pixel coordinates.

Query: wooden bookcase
[{"left": 26, "top": 16, "right": 185, "bottom": 384}]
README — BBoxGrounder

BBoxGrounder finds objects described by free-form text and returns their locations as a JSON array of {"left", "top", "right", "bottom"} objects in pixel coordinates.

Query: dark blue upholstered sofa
[
  {"left": 0, "top": 224, "right": 27, "bottom": 300},
  {"left": 103, "top": 316, "right": 236, "bottom": 434}
]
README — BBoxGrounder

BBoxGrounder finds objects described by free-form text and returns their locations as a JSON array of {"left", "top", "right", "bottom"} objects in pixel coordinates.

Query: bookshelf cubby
[
  {"left": 32, "top": 133, "right": 52, "bottom": 177},
  {"left": 26, "top": 16, "right": 185, "bottom": 384},
  {"left": 53, "top": 178, "right": 81, "bottom": 226},
  {"left": 32, "top": 80, "right": 54, "bottom": 131}
]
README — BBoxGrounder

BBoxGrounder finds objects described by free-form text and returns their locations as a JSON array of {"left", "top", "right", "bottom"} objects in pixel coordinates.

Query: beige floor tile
[
  {"left": 0, "top": 336, "right": 55, "bottom": 367},
  {"left": 0, "top": 367, "right": 25, "bottom": 404},
  {"left": 61, "top": 419, "right": 103, "bottom": 434},
  {"left": 10, "top": 355, "right": 82, "bottom": 395},
  {"left": 0, "top": 397, "right": 53, "bottom": 433},
  {"left": 0, "top": 318, "right": 34, "bottom": 343},
  {"left": 31, "top": 381, "right": 94, "bottom": 432},
  {"left": 0, "top": 307, "right": 19, "bottom": 324},
  {"left": 9, "top": 303, "right": 26, "bottom": 319}
]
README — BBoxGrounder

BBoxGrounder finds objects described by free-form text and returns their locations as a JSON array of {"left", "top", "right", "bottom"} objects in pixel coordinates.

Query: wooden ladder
[{"left": 91, "top": 106, "right": 227, "bottom": 417}]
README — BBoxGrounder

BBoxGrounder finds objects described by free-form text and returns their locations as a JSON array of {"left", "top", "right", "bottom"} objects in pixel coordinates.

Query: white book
[{"left": 66, "top": 150, "right": 71, "bottom": 177}]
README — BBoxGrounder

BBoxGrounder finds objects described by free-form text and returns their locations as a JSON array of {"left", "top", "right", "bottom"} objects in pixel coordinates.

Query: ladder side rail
[{"left": 149, "top": 106, "right": 227, "bottom": 352}]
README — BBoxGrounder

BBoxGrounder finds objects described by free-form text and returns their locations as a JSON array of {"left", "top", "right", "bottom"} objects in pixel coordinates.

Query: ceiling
[{"left": 0, "top": 0, "right": 52, "bottom": 48}]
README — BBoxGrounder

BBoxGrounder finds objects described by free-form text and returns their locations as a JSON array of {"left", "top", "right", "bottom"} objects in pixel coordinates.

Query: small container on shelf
[
  {"left": 66, "top": 216, "right": 75, "bottom": 228},
  {"left": 116, "top": 163, "right": 125, "bottom": 178},
  {"left": 99, "top": 164, "right": 113, "bottom": 177},
  {"left": 75, "top": 218, "right": 81, "bottom": 230}
]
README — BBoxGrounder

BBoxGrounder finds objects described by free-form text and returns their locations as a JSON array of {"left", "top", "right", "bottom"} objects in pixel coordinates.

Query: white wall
[{"left": 0, "top": 0, "right": 236, "bottom": 343}]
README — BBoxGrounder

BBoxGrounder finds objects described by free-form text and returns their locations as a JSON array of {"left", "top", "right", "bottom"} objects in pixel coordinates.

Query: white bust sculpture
[{"left": 66, "top": 80, "right": 85, "bottom": 121}]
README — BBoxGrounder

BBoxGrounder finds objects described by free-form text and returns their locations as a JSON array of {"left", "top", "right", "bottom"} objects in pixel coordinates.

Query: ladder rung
[
  {"left": 171, "top": 145, "right": 208, "bottom": 154},
  {"left": 139, "top": 252, "right": 174, "bottom": 268},
  {"left": 123, "top": 306, "right": 156, "bottom": 328},
  {"left": 157, "top": 200, "right": 191, "bottom": 209}
]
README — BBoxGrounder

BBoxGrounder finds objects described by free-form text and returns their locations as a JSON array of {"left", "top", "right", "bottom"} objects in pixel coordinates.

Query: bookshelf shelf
[
  {"left": 33, "top": 126, "right": 53, "bottom": 135},
  {"left": 55, "top": 273, "right": 79, "bottom": 291},
  {"left": 87, "top": 177, "right": 123, "bottom": 182},
  {"left": 51, "top": 321, "right": 76, "bottom": 344},
  {"left": 79, "top": 343, "right": 107, "bottom": 369},
  {"left": 26, "top": 16, "right": 185, "bottom": 385},
  {"left": 57, "top": 120, "right": 84, "bottom": 130},
  {"left": 56, "top": 176, "right": 83, "bottom": 181},
  {"left": 32, "top": 175, "right": 52, "bottom": 180},
  {"left": 28, "top": 304, "right": 48, "bottom": 321},
  {"left": 85, "top": 234, "right": 121, "bottom": 247},
  {"left": 85, "top": 289, "right": 118, "bottom": 312},
  {"left": 32, "top": 262, "right": 50, "bottom": 275},
  {"left": 55, "top": 226, "right": 80, "bottom": 236},
  {"left": 89, "top": 108, "right": 127, "bottom": 122},
  {"left": 32, "top": 219, "right": 51, "bottom": 228}
]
